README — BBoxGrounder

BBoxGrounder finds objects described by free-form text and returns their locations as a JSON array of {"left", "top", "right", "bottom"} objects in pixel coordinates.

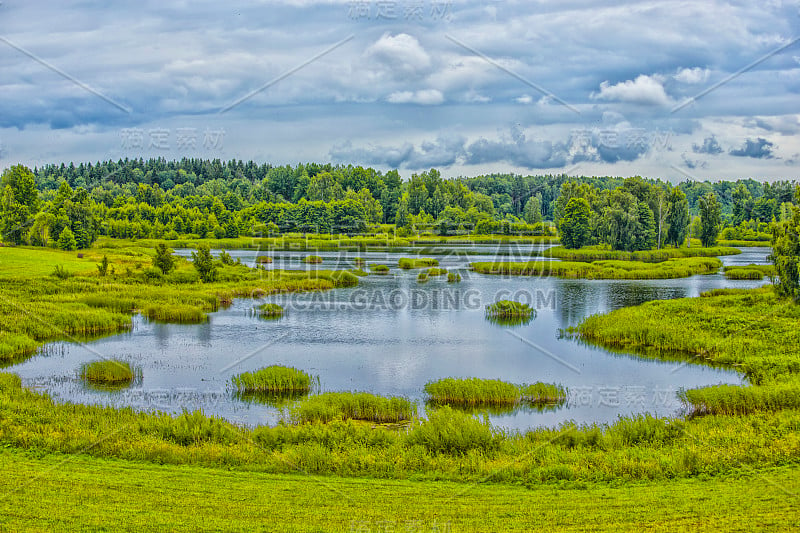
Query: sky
[{"left": 1, "top": 0, "right": 799, "bottom": 182}]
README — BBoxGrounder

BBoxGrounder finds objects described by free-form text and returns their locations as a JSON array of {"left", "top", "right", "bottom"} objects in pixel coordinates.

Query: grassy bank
[
  {"left": 543, "top": 245, "right": 741, "bottom": 262},
  {"left": 578, "top": 287, "right": 800, "bottom": 415},
  {"left": 0, "top": 245, "right": 357, "bottom": 363},
  {"left": 471, "top": 257, "right": 722, "bottom": 279}
]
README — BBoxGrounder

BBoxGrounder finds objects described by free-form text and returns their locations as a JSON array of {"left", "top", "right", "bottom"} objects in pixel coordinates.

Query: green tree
[
  {"left": 153, "top": 243, "right": 176, "bottom": 274},
  {"left": 57, "top": 226, "right": 77, "bottom": 251},
  {"left": 770, "top": 204, "right": 800, "bottom": 301},
  {"left": 558, "top": 197, "right": 591, "bottom": 249},
  {"left": 523, "top": 196, "right": 542, "bottom": 224},
  {"left": 0, "top": 165, "right": 40, "bottom": 244},
  {"left": 191, "top": 244, "right": 217, "bottom": 282},
  {"left": 664, "top": 188, "right": 690, "bottom": 247},
  {"left": 698, "top": 193, "right": 721, "bottom": 247}
]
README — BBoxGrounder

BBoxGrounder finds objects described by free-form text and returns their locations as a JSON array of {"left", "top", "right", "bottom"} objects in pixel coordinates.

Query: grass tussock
[
  {"left": 417, "top": 272, "right": 429, "bottom": 283},
  {"left": 426, "top": 267, "right": 448, "bottom": 276},
  {"left": 369, "top": 264, "right": 390, "bottom": 275},
  {"left": 303, "top": 255, "right": 323, "bottom": 264},
  {"left": 407, "top": 406, "right": 500, "bottom": 455},
  {"left": 231, "top": 366, "right": 312, "bottom": 393},
  {"left": 290, "top": 392, "right": 416, "bottom": 424},
  {"left": 486, "top": 300, "right": 534, "bottom": 318},
  {"left": 257, "top": 303, "right": 284, "bottom": 318},
  {"left": 447, "top": 272, "right": 461, "bottom": 283},
  {"left": 80, "top": 360, "right": 139, "bottom": 385},
  {"left": 398, "top": 257, "right": 439, "bottom": 269},
  {"left": 424, "top": 377, "right": 566, "bottom": 407},
  {"left": 255, "top": 256, "right": 273, "bottom": 264},
  {"left": 472, "top": 257, "right": 722, "bottom": 280},
  {"left": 143, "top": 304, "right": 207, "bottom": 324}
]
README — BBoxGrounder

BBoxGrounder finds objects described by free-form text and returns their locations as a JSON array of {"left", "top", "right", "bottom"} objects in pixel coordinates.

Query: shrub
[{"left": 51, "top": 265, "right": 71, "bottom": 280}]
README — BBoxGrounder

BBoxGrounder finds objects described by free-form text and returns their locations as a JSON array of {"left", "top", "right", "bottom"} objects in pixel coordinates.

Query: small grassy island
[
  {"left": 425, "top": 377, "right": 567, "bottom": 408},
  {"left": 398, "top": 257, "right": 439, "bottom": 269},
  {"left": 369, "top": 263, "right": 390, "bottom": 275},
  {"left": 302, "top": 255, "right": 323, "bottom": 264},
  {"left": 231, "top": 366, "right": 312, "bottom": 394},
  {"left": 80, "top": 360, "right": 139, "bottom": 385},
  {"left": 256, "top": 303, "right": 284, "bottom": 318}
]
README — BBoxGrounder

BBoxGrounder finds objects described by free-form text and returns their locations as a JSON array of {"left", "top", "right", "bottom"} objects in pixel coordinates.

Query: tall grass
[
  {"left": 303, "top": 255, "right": 323, "bottom": 264},
  {"left": 544, "top": 245, "right": 741, "bottom": 262},
  {"left": 231, "top": 366, "right": 312, "bottom": 393},
  {"left": 723, "top": 264, "right": 775, "bottom": 280},
  {"left": 679, "top": 384, "right": 800, "bottom": 416},
  {"left": 398, "top": 258, "right": 439, "bottom": 269},
  {"left": 486, "top": 300, "right": 534, "bottom": 318},
  {"left": 369, "top": 264, "right": 390, "bottom": 275},
  {"left": 257, "top": 303, "right": 284, "bottom": 318},
  {"left": 472, "top": 257, "right": 722, "bottom": 280},
  {"left": 143, "top": 304, "right": 207, "bottom": 323},
  {"left": 447, "top": 272, "right": 461, "bottom": 283},
  {"left": 426, "top": 267, "right": 448, "bottom": 276},
  {"left": 424, "top": 378, "right": 566, "bottom": 407},
  {"left": 407, "top": 406, "right": 500, "bottom": 455},
  {"left": 80, "top": 360, "right": 139, "bottom": 385},
  {"left": 290, "top": 392, "right": 416, "bottom": 424}
]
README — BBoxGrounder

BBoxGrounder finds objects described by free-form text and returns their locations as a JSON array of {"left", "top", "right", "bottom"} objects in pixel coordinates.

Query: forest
[{"left": 0, "top": 159, "right": 796, "bottom": 251}]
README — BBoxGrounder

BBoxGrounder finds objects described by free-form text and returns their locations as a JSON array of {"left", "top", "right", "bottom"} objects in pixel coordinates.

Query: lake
[{"left": 9, "top": 245, "right": 770, "bottom": 432}]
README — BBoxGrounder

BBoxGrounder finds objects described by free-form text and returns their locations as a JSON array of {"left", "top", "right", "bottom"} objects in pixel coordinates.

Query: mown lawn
[{"left": 0, "top": 449, "right": 797, "bottom": 532}]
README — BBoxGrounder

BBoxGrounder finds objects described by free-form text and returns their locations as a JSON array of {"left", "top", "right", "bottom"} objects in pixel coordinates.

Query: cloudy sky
[{"left": 1, "top": 0, "right": 799, "bottom": 182}]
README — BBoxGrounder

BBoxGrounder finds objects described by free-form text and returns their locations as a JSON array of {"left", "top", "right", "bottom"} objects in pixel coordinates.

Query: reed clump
[
  {"left": 143, "top": 304, "right": 207, "bottom": 324},
  {"left": 370, "top": 264, "right": 390, "bottom": 275},
  {"left": 424, "top": 377, "right": 566, "bottom": 407},
  {"left": 417, "top": 272, "right": 429, "bottom": 283},
  {"left": 447, "top": 272, "right": 461, "bottom": 283},
  {"left": 80, "top": 360, "right": 139, "bottom": 385},
  {"left": 398, "top": 258, "right": 439, "bottom": 269},
  {"left": 257, "top": 303, "right": 284, "bottom": 318},
  {"left": 486, "top": 300, "right": 534, "bottom": 318},
  {"left": 723, "top": 264, "right": 775, "bottom": 280},
  {"left": 255, "top": 256, "right": 273, "bottom": 264},
  {"left": 426, "top": 267, "right": 448, "bottom": 276},
  {"left": 303, "top": 255, "right": 323, "bottom": 264},
  {"left": 231, "top": 366, "right": 312, "bottom": 394},
  {"left": 544, "top": 245, "right": 741, "bottom": 262},
  {"left": 471, "top": 257, "right": 722, "bottom": 280}
]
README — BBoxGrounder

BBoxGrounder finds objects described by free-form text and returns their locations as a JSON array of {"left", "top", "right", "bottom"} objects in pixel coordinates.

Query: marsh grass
[
  {"left": 80, "top": 360, "right": 139, "bottom": 385},
  {"left": 231, "top": 366, "right": 312, "bottom": 393},
  {"left": 290, "top": 392, "right": 416, "bottom": 424},
  {"left": 544, "top": 245, "right": 741, "bottom": 262},
  {"left": 472, "top": 257, "right": 722, "bottom": 280},
  {"left": 407, "top": 406, "right": 500, "bottom": 455},
  {"left": 723, "top": 264, "right": 775, "bottom": 280},
  {"left": 257, "top": 303, "right": 284, "bottom": 318},
  {"left": 369, "top": 264, "right": 390, "bottom": 275},
  {"left": 417, "top": 272, "right": 429, "bottom": 283},
  {"left": 353, "top": 257, "right": 366, "bottom": 266},
  {"left": 255, "top": 256, "right": 273, "bottom": 264},
  {"left": 303, "top": 255, "right": 323, "bottom": 264},
  {"left": 486, "top": 300, "right": 534, "bottom": 320},
  {"left": 424, "top": 378, "right": 566, "bottom": 408},
  {"left": 398, "top": 258, "right": 439, "bottom": 269},
  {"left": 426, "top": 267, "right": 448, "bottom": 276},
  {"left": 447, "top": 272, "right": 461, "bottom": 283},
  {"left": 143, "top": 304, "right": 207, "bottom": 323}
]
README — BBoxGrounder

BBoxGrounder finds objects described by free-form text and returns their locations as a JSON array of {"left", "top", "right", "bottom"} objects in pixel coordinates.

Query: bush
[{"left": 51, "top": 265, "right": 71, "bottom": 280}]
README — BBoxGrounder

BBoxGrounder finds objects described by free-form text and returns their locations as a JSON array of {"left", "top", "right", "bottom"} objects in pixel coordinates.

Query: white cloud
[
  {"left": 516, "top": 95, "right": 533, "bottom": 104},
  {"left": 591, "top": 74, "right": 672, "bottom": 106},
  {"left": 674, "top": 67, "right": 709, "bottom": 84},
  {"left": 387, "top": 89, "right": 444, "bottom": 105},
  {"left": 364, "top": 33, "right": 432, "bottom": 81}
]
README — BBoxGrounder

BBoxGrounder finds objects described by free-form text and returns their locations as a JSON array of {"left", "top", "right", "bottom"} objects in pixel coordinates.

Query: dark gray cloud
[
  {"left": 729, "top": 137, "right": 776, "bottom": 159},
  {"left": 692, "top": 135, "right": 723, "bottom": 155}
]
